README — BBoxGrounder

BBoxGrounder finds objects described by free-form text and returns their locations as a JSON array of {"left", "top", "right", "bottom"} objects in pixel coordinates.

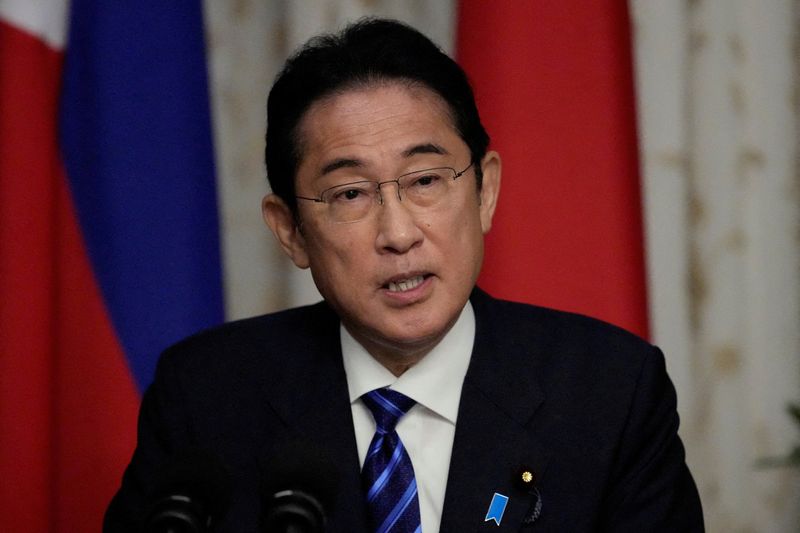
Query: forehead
[{"left": 294, "top": 82, "right": 461, "bottom": 172}]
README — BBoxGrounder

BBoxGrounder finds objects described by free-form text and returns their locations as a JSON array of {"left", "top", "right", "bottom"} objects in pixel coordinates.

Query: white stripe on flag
[{"left": 0, "top": 0, "right": 70, "bottom": 49}]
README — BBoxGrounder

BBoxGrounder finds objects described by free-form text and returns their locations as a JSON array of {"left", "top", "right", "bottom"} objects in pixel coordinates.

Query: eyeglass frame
[{"left": 294, "top": 162, "right": 474, "bottom": 219}]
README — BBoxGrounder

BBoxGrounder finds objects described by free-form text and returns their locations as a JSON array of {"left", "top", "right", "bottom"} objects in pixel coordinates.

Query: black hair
[{"left": 265, "top": 18, "right": 490, "bottom": 213}]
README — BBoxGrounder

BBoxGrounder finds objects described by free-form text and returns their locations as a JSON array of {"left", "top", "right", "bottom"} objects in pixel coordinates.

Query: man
[{"left": 105, "top": 18, "right": 703, "bottom": 532}]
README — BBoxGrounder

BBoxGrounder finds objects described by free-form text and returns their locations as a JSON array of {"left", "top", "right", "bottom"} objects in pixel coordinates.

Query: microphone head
[
  {"left": 144, "top": 448, "right": 232, "bottom": 532},
  {"left": 260, "top": 438, "right": 340, "bottom": 533}
]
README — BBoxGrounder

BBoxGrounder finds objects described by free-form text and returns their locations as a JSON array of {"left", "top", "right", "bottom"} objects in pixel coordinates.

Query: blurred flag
[
  {"left": 458, "top": 1, "right": 649, "bottom": 338},
  {"left": 0, "top": 1, "right": 224, "bottom": 530}
]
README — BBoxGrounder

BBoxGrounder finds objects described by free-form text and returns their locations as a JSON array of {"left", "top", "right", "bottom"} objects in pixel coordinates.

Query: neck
[
  {"left": 364, "top": 335, "right": 442, "bottom": 377},
  {"left": 343, "top": 324, "right": 452, "bottom": 377},
  {"left": 341, "top": 303, "right": 470, "bottom": 377},
  {"left": 371, "top": 347, "right": 430, "bottom": 377}
]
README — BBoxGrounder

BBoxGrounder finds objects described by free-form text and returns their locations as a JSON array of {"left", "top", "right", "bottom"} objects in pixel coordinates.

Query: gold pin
[
  {"left": 514, "top": 466, "right": 536, "bottom": 492},
  {"left": 514, "top": 466, "right": 542, "bottom": 525}
]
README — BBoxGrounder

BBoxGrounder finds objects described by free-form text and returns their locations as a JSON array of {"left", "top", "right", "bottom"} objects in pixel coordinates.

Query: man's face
[{"left": 264, "top": 83, "right": 500, "bottom": 368}]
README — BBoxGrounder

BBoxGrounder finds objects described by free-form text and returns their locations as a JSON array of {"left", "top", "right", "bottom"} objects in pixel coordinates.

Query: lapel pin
[
  {"left": 514, "top": 466, "right": 542, "bottom": 526},
  {"left": 516, "top": 467, "right": 536, "bottom": 490},
  {"left": 484, "top": 492, "right": 509, "bottom": 526}
]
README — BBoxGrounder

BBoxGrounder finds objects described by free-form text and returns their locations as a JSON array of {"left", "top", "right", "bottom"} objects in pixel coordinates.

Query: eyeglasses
[{"left": 295, "top": 163, "right": 473, "bottom": 223}]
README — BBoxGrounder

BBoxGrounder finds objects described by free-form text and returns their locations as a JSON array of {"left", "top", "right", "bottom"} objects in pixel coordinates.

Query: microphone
[
  {"left": 260, "top": 439, "right": 340, "bottom": 533},
  {"left": 143, "top": 448, "right": 232, "bottom": 533}
]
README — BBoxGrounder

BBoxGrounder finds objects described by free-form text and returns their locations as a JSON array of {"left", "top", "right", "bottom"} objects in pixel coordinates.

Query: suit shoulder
[
  {"left": 471, "top": 289, "right": 662, "bottom": 394},
  {"left": 477, "top": 291, "right": 652, "bottom": 353},
  {"left": 157, "top": 300, "right": 336, "bottom": 370}
]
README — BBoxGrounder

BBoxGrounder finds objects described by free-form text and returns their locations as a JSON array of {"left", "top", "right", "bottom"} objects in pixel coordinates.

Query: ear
[
  {"left": 262, "top": 194, "right": 310, "bottom": 269},
  {"left": 478, "top": 150, "right": 501, "bottom": 234}
]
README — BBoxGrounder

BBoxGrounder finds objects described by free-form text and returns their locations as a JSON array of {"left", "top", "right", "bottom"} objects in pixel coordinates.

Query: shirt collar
[{"left": 341, "top": 302, "right": 475, "bottom": 424}]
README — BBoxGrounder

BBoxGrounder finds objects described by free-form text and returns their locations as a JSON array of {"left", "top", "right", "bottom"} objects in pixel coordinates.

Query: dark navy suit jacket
[{"left": 105, "top": 288, "right": 703, "bottom": 532}]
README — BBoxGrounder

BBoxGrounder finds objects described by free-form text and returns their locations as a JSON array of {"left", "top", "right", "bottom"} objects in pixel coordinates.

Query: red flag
[
  {"left": 0, "top": 16, "right": 137, "bottom": 531},
  {"left": 458, "top": 1, "right": 649, "bottom": 338},
  {"left": 0, "top": 15, "right": 140, "bottom": 531},
  {"left": 1, "top": 1, "right": 223, "bottom": 529}
]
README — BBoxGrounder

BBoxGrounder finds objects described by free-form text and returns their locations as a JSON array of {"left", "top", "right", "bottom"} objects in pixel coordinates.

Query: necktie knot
[{"left": 362, "top": 388, "right": 416, "bottom": 434}]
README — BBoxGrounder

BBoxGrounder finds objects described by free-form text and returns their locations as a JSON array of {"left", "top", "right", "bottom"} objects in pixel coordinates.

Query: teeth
[{"left": 387, "top": 275, "right": 424, "bottom": 293}]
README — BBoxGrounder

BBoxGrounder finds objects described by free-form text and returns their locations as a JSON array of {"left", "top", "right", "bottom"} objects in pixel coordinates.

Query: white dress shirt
[{"left": 341, "top": 302, "right": 475, "bottom": 533}]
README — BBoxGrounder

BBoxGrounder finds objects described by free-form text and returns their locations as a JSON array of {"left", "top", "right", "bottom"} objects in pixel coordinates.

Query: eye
[
  {"left": 326, "top": 182, "right": 374, "bottom": 203},
  {"left": 340, "top": 189, "right": 362, "bottom": 200},
  {"left": 410, "top": 173, "right": 441, "bottom": 188}
]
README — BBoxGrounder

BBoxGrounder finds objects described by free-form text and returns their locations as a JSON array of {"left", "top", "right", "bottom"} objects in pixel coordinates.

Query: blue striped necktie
[{"left": 361, "top": 388, "right": 421, "bottom": 533}]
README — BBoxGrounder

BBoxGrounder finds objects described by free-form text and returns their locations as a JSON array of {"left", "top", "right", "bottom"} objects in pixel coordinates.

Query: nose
[
  {"left": 374, "top": 183, "right": 423, "bottom": 254},
  {"left": 375, "top": 179, "right": 402, "bottom": 204}
]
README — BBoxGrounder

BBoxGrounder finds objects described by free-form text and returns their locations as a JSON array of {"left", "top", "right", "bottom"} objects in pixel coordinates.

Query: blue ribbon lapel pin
[{"left": 484, "top": 492, "right": 509, "bottom": 526}]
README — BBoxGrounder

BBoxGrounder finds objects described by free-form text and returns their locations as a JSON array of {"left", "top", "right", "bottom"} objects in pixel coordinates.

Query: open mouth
[{"left": 385, "top": 274, "right": 427, "bottom": 293}]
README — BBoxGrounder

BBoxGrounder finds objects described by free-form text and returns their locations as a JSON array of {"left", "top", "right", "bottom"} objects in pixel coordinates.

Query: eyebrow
[
  {"left": 320, "top": 158, "right": 362, "bottom": 176},
  {"left": 402, "top": 143, "right": 449, "bottom": 158}
]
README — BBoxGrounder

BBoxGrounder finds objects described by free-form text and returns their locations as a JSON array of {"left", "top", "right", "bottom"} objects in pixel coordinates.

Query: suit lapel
[
  {"left": 256, "top": 302, "right": 369, "bottom": 532},
  {"left": 440, "top": 290, "right": 550, "bottom": 532}
]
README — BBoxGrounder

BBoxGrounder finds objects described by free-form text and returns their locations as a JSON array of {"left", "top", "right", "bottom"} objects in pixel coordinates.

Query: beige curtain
[
  {"left": 632, "top": 1, "right": 800, "bottom": 531},
  {"left": 206, "top": 1, "right": 800, "bottom": 530}
]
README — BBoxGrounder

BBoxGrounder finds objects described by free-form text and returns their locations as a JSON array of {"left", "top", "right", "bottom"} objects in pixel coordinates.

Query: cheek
[
  {"left": 444, "top": 200, "right": 483, "bottom": 238},
  {"left": 447, "top": 212, "right": 486, "bottom": 271},
  {"left": 306, "top": 226, "right": 369, "bottom": 272}
]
